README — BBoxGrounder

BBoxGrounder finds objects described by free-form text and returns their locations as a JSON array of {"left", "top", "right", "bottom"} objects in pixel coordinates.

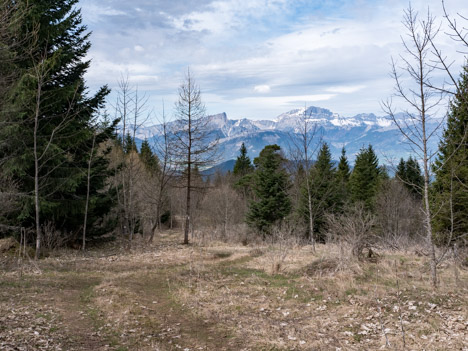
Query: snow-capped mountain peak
[{"left": 129, "top": 106, "right": 440, "bottom": 164}]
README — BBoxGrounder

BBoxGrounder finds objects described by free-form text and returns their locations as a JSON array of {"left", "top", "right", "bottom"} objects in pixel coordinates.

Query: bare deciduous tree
[
  {"left": 201, "top": 173, "right": 245, "bottom": 238},
  {"left": 382, "top": 6, "right": 441, "bottom": 286},
  {"left": 30, "top": 49, "right": 80, "bottom": 259},
  {"left": 172, "top": 69, "right": 219, "bottom": 244},
  {"left": 148, "top": 108, "right": 177, "bottom": 242},
  {"left": 82, "top": 127, "right": 97, "bottom": 251},
  {"left": 287, "top": 106, "right": 321, "bottom": 249},
  {"left": 425, "top": 0, "right": 468, "bottom": 101},
  {"left": 113, "top": 76, "right": 149, "bottom": 247}
]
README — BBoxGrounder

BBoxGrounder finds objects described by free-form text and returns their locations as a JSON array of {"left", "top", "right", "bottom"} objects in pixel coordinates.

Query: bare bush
[
  {"left": 191, "top": 223, "right": 252, "bottom": 247},
  {"left": 326, "top": 203, "right": 377, "bottom": 259},
  {"left": 265, "top": 222, "right": 301, "bottom": 274},
  {"left": 375, "top": 180, "right": 424, "bottom": 249},
  {"left": 41, "top": 222, "right": 66, "bottom": 251},
  {"left": 200, "top": 181, "right": 246, "bottom": 238},
  {"left": 0, "top": 174, "right": 19, "bottom": 221}
]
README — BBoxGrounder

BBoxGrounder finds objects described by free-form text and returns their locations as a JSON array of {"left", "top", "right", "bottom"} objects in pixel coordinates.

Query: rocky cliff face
[{"left": 130, "top": 106, "right": 441, "bottom": 166}]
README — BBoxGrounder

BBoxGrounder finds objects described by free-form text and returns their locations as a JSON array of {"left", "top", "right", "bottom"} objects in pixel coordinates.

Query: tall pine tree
[
  {"left": 432, "top": 64, "right": 468, "bottom": 244},
  {"left": 396, "top": 158, "right": 406, "bottom": 181},
  {"left": 335, "top": 146, "right": 350, "bottom": 212},
  {"left": 349, "top": 145, "right": 382, "bottom": 210},
  {"left": 233, "top": 143, "right": 253, "bottom": 177},
  {"left": 336, "top": 147, "right": 351, "bottom": 184},
  {"left": 233, "top": 142, "right": 254, "bottom": 196},
  {"left": 0, "top": 0, "right": 115, "bottom": 251},
  {"left": 299, "top": 143, "right": 337, "bottom": 241},
  {"left": 140, "top": 139, "right": 159, "bottom": 172},
  {"left": 246, "top": 145, "right": 291, "bottom": 234},
  {"left": 396, "top": 156, "right": 423, "bottom": 198}
]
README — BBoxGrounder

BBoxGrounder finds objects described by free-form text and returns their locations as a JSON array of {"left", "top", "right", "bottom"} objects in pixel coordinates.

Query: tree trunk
[
  {"left": 170, "top": 200, "right": 173, "bottom": 229},
  {"left": 419, "top": 48, "right": 437, "bottom": 288},
  {"left": 423, "top": 141, "right": 438, "bottom": 287},
  {"left": 82, "top": 131, "right": 96, "bottom": 251},
  {"left": 224, "top": 194, "right": 228, "bottom": 238},
  {"left": 307, "top": 183, "right": 315, "bottom": 251},
  {"left": 33, "top": 79, "right": 41, "bottom": 260},
  {"left": 34, "top": 155, "right": 41, "bottom": 260},
  {"left": 184, "top": 164, "right": 191, "bottom": 245},
  {"left": 149, "top": 205, "right": 161, "bottom": 243}
]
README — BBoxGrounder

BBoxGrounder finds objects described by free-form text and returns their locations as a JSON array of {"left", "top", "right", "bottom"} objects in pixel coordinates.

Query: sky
[{"left": 79, "top": 0, "right": 468, "bottom": 121}]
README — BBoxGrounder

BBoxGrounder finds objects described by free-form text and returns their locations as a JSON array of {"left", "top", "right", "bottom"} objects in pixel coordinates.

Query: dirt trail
[
  {"left": 0, "top": 270, "right": 113, "bottom": 350},
  {"left": 53, "top": 278, "right": 110, "bottom": 350},
  {"left": 2, "top": 231, "right": 467, "bottom": 350},
  {"left": 35, "top": 238, "right": 245, "bottom": 350}
]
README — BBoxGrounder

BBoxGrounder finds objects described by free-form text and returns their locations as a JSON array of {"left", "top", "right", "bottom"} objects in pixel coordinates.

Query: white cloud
[
  {"left": 80, "top": 4, "right": 126, "bottom": 23},
  {"left": 254, "top": 85, "right": 271, "bottom": 93},
  {"left": 326, "top": 85, "right": 366, "bottom": 94},
  {"left": 134, "top": 45, "right": 145, "bottom": 52},
  {"left": 172, "top": 0, "right": 289, "bottom": 36},
  {"left": 236, "top": 94, "right": 336, "bottom": 107},
  {"left": 82, "top": 0, "right": 468, "bottom": 120}
]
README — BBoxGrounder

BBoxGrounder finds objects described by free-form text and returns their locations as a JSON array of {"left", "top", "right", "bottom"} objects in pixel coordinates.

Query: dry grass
[{"left": 0, "top": 230, "right": 467, "bottom": 350}]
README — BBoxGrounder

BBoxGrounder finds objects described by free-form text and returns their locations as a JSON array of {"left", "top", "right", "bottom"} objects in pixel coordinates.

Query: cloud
[
  {"left": 172, "top": 0, "right": 290, "bottom": 35},
  {"left": 80, "top": 4, "right": 127, "bottom": 23},
  {"left": 254, "top": 85, "right": 271, "bottom": 93},
  {"left": 80, "top": 0, "right": 468, "bottom": 120},
  {"left": 235, "top": 94, "right": 336, "bottom": 108},
  {"left": 326, "top": 85, "right": 366, "bottom": 94}
]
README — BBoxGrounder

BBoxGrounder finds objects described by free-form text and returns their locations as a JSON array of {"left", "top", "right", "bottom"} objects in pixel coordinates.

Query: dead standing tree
[
  {"left": 382, "top": 6, "right": 442, "bottom": 287},
  {"left": 172, "top": 69, "right": 218, "bottom": 244}
]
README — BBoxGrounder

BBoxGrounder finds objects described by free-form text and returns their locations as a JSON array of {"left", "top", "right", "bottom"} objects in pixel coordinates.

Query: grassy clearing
[{"left": 0, "top": 230, "right": 467, "bottom": 350}]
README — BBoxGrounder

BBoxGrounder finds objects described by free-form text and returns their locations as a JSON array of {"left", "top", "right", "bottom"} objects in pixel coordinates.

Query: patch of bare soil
[{"left": 0, "top": 269, "right": 117, "bottom": 351}]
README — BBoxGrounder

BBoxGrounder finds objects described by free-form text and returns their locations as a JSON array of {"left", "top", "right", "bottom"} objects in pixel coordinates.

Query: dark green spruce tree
[
  {"left": 298, "top": 142, "right": 337, "bottom": 241},
  {"left": 396, "top": 158, "right": 407, "bottom": 180},
  {"left": 233, "top": 142, "right": 253, "bottom": 176},
  {"left": 0, "top": 1, "right": 25, "bottom": 226},
  {"left": 246, "top": 145, "right": 291, "bottom": 234},
  {"left": 0, "top": 0, "right": 115, "bottom": 253},
  {"left": 349, "top": 145, "right": 382, "bottom": 210},
  {"left": 432, "top": 64, "right": 468, "bottom": 244},
  {"left": 335, "top": 147, "right": 351, "bottom": 209},
  {"left": 124, "top": 133, "right": 137, "bottom": 154},
  {"left": 396, "top": 156, "right": 423, "bottom": 198},
  {"left": 336, "top": 147, "right": 351, "bottom": 184},
  {"left": 233, "top": 142, "right": 254, "bottom": 196},
  {"left": 140, "top": 139, "right": 159, "bottom": 172}
]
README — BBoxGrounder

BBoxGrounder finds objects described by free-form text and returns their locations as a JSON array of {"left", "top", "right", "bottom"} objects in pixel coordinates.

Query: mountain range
[{"left": 132, "top": 106, "right": 441, "bottom": 168}]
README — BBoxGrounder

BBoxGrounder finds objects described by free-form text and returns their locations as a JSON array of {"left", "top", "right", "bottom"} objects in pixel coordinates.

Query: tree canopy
[
  {"left": 0, "top": 0, "right": 115, "bottom": 245},
  {"left": 349, "top": 145, "right": 382, "bottom": 210},
  {"left": 432, "top": 64, "right": 468, "bottom": 244},
  {"left": 246, "top": 144, "right": 291, "bottom": 234}
]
